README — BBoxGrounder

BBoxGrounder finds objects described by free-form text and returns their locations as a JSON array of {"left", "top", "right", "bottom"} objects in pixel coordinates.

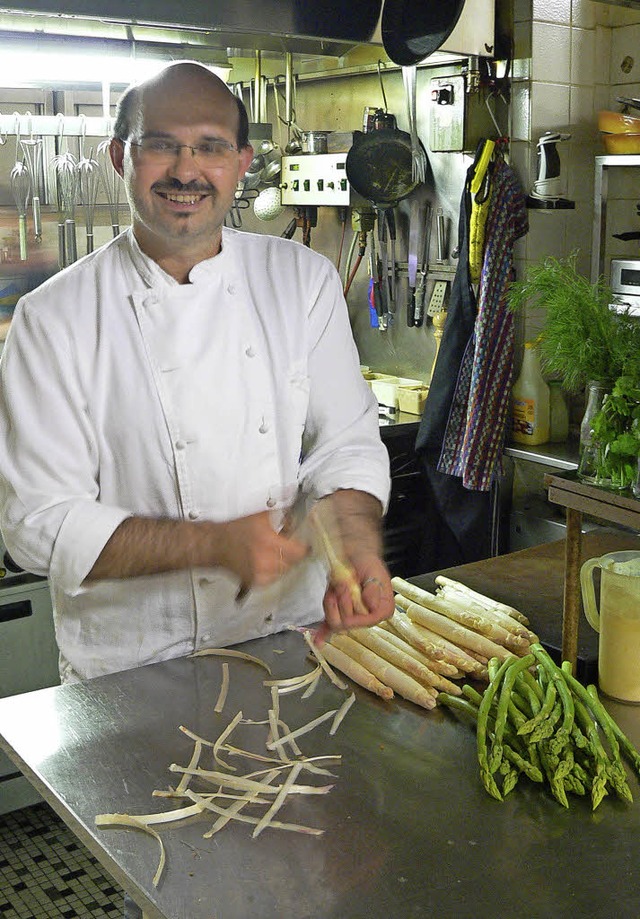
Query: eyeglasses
[{"left": 126, "top": 137, "right": 239, "bottom": 166}]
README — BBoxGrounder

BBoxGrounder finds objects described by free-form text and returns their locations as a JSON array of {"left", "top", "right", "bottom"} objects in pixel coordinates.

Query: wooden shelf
[{"left": 544, "top": 471, "right": 640, "bottom": 669}]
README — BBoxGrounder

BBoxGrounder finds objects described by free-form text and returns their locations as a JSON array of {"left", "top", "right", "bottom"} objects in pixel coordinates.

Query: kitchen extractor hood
[{"left": 0, "top": 1, "right": 384, "bottom": 55}]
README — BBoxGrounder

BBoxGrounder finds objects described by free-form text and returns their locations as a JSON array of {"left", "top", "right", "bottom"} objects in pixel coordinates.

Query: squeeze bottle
[{"left": 511, "top": 341, "right": 550, "bottom": 445}]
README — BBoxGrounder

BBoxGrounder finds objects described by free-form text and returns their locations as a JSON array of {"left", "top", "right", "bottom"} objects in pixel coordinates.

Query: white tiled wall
[{"left": 512, "top": 0, "right": 640, "bottom": 339}]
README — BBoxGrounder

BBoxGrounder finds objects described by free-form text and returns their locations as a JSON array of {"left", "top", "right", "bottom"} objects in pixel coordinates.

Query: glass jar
[{"left": 579, "top": 381, "right": 608, "bottom": 452}]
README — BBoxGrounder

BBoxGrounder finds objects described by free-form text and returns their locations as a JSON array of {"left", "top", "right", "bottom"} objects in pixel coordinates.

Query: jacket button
[
  {"left": 266, "top": 497, "right": 276, "bottom": 508},
  {"left": 188, "top": 510, "right": 199, "bottom": 520},
  {"left": 258, "top": 422, "right": 269, "bottom": 434},
  {"left": 175, "top": 439, "right": 186, "bottom": 450},
  {"left": 227, "top": 284, "right": 236, "bottom": 294},
  {"left": 245, "top": 346, "right": 256, "bottom": 357}
]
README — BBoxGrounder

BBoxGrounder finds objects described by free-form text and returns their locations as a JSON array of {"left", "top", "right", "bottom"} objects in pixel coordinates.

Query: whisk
[
  {"left": 77, "top": 150, "right": 101, "bottom": 254},
  {"left": 10, "top": 161, "right": 31, "bottom": 262},
  {"left": 20, "top": 135, "right": 43, "bottom": 243},
  {"left": 97, "top": 139, "right": 122, "bottom": 237},
  {"left": 53, "top": 152, "right": 78, "bottom": 266}
]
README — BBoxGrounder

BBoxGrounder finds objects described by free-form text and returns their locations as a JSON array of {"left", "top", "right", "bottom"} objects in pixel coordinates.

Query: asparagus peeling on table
[{"left": 438, "top": 643, "right": 640, "bottom": 810}]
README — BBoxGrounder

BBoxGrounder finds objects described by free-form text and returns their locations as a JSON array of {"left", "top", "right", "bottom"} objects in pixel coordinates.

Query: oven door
[{"left": 0, "top": 575, "right": 59, "bottom": 814}]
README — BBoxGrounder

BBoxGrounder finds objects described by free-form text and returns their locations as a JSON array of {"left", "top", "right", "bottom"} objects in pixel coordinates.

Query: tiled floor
[{"left": 0, "top": 802, "right": 124, "bottom": 918}]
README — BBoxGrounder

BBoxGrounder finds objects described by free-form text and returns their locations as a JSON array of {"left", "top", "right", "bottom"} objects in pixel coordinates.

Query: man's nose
[{"left": 168, "top": 145, "right": 201, "bottom": 181}]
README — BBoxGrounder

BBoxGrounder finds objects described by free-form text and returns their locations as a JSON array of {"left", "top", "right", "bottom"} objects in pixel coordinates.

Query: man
[{"left": 0, "top": 62, "right": 393, "bottom": 687}]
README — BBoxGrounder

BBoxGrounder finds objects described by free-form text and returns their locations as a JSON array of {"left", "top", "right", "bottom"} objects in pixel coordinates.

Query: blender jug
[{"left": 581, "top": 550, "right": 640, "bottom": 703}]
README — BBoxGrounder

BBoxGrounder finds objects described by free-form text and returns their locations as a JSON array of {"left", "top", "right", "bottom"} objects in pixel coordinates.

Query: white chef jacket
[{"left": 0, "top": 228, "right": 390, "bottom": 682}]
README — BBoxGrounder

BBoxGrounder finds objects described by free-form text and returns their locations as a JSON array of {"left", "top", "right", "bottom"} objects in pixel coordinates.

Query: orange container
[
  {"left": 598, "top": 110, "right": 640, "bottom": 134},
  {"left": 601, "top": 132, "right": 640, "bottom": 154}
]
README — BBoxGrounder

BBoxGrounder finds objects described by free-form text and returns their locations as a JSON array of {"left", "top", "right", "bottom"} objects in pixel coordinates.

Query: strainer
[{"left": 253, "top": 187, "right": 284, "bottom": 221}]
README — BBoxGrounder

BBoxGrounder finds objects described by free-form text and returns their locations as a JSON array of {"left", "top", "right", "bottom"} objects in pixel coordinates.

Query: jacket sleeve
[{"left": 0, "top": 294, "right": 131, "bottom": 592}]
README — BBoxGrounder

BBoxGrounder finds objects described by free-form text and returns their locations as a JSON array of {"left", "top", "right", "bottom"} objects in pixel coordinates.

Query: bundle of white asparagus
[{"left": 320, "top": 576, "right": 539, "bottom": 711}]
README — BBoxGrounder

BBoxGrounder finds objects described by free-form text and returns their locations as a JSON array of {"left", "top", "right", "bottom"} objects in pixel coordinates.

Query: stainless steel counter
[{"left": 1, "top": 624, "right": 640, "bottom": 919}]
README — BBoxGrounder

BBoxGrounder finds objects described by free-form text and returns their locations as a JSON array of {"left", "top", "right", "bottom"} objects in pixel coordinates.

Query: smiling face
[{"left": 110, "top": 64, "right": 253, "bottom": 280}]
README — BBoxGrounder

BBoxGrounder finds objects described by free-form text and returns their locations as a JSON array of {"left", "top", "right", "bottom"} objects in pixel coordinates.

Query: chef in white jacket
[{"left": 0, "top": 61, "right": 393, "bottom": 686}]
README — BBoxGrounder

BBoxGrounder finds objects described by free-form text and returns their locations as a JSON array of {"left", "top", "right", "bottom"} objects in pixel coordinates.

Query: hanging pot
[
  {"left": 345, "top": 128, "right": 418, "bottom": 207},
  {"left": 381, "top": 0, "right": 466, "bottom": 66}
]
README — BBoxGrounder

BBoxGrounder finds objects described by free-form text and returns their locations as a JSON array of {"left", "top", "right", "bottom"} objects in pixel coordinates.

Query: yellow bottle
[{"left": 512, "top": 341, "right": 550, "bottom": 445}]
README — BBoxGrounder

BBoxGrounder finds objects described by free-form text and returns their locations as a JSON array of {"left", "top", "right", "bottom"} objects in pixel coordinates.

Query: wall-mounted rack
[{"left": 0, "top": 114, "right": 113, "bottom": 139}]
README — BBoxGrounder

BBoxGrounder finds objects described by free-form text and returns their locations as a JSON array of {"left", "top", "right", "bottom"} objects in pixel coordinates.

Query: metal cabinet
[{"left": 591, "top": 153, "right": 640, "bottom": 283}]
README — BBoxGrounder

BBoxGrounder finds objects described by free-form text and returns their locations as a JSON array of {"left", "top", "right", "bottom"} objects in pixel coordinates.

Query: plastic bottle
[{"left": 511, "top": 341, "right": 550, "bottom": 445}]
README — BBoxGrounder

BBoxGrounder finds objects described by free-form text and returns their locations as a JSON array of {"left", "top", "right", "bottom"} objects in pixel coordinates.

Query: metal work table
[
  {"left": 1, "top": 535, "right": 640, "bottom": 919},
  {"left": 545, "top": 472, "right": 640, "bottom": 670}
]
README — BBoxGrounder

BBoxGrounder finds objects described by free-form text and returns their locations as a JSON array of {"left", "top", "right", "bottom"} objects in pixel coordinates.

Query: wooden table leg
[{"left": 562, "top": 507, "right": 583, "bottom": 669}]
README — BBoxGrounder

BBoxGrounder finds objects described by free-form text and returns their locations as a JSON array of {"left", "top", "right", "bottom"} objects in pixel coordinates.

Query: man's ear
[
  {"left": 109, "top": 137, "right": 125, "bottom": 178},
  {"left": 238, "top": 144, "right": 254, "bottom": 178}
]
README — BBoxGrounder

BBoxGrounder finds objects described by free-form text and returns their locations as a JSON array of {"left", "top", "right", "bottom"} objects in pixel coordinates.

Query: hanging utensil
[
  {"left": 53, "top": 152, "right": 78, "bottom": 266},
  {"left": 382, "top": 0, "right": 466, "bottom": 66},
  {"left": 97, "top": 139, "right": 122, "bottom": 238},
  {"left": 77, "top": 151, "right": 101, "bottom": 254},
  {"left": 9, "top": 115, "right": 30, "bottom": 262},
  {"left": 346, "top": 124, "right": 419, "bottom": 208},
  {"left": 10, "top": 162, "right": 30, "bottom": 262},
  {"left": 402, "top": 66, "right": 427, "bottom": 184},
  {"left": 75, "top": 119, "right": 100, "bottom": 255},
  {"left": 20, "top": 115, "right": 43, "bottom": 243}
]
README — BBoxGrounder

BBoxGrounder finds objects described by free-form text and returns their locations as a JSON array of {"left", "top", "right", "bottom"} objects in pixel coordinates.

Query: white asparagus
[
  {"left": 436, "top": 583, "right": 539, "bottom": 642},
  {"left": 348, "top": 627, "right": 459, "bottom": 696},
  {"left": 392, "top": 577, "right": 489, "bottom": 633},
  {"left": 330, "top": 633, "right": 436, "bottom": 710},
  {"left": 433, "top": 575, "right": 530, "bottom": 624},
  {"left": 376, "top": 622, "right": 461, "bottom": 678},
  {"left": 392, "top": 577, "right": 531, "bottom": 654},
  {"left": 394, "top": 594, "right": 515, "bottom": 661},
  {"left": 404, "top": 619, "right": 488, "bottom": 677},
  {"left": 308, "top": 505, "right": 367, "bottom": 614},
  {"left": 320, "top": 641, "right": 394, "bottom": 700},
  {"left": 386, "top": 611, "right": 458, "bottom": 674}
]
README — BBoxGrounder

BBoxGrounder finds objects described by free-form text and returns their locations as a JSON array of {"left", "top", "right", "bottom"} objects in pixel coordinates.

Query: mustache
[{"left": 152, "top": 179, "right": 215, "bottom": 194}]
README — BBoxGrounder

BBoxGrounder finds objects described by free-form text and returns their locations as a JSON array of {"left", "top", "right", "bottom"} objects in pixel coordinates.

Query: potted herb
[
  {"left": 591, "top": 376, "right": 640, "bottom": 491},
  {"left": 508, "top": 253, "right": 639, "bottom": 392}
]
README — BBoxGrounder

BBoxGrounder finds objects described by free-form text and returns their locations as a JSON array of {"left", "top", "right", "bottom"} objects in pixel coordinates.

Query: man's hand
[
  {"left": 217, "top": 510, "right": 309, "bottom": 590},
  {"left": 310, "top": 489, "right": 394, "bottom": 645}
]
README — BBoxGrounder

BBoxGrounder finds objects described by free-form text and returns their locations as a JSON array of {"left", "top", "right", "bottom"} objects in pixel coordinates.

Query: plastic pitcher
[{"left": 581, "top": 550, "right": 640, "bottom": 703}]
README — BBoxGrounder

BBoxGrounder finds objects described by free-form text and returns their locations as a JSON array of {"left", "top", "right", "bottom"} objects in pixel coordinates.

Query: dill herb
[{"left": 508, "top": 253, "right": 640, "bottom": 393}]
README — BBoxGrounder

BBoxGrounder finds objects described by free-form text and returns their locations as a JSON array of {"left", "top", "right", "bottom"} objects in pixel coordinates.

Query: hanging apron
[{"left": 414, "top": 163, "right": 494, "bottom": 568}]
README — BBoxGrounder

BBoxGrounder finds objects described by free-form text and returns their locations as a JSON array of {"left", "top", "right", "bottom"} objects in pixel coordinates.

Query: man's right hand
[
  {"left": 215, "top": 510, "right": 309, "bottom": 589},
  {"left": 86, "top": 511, "right": 309, "bottom": 585}
]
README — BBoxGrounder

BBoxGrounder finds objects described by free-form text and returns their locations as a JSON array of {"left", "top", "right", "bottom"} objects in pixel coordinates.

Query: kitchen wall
[
  {"left": 510, "top": 0, "right": 640, "bottom": 340},
  {"left": 1, "top": 0, "right": 639, "bottom": 377}
]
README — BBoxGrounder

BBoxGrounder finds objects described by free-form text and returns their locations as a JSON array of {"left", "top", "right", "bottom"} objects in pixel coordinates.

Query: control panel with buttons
[{"left": 280, "top": 153, "right": 351, "bottom": 206}]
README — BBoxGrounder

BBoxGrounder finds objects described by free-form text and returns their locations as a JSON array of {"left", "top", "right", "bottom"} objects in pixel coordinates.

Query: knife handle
[{"left": 407, "top": 290, "right": 415, "bottom": 327}]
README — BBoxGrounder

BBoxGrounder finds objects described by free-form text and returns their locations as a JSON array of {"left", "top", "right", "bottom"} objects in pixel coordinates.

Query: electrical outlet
[{"left": 427, "top": 280, "right": 449, "bottom": 316}]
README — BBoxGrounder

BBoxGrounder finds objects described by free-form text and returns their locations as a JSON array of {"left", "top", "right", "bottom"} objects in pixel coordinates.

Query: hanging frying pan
[
  {"left": 381, "top": 0, "right": 467, "bottom": 66},
  {"left": 346, "top": 128, "right": 418, "bottom": 207}
]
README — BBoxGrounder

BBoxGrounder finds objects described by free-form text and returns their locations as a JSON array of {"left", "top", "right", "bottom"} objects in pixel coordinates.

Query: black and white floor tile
[{"left": 0, "top": 803, "right": 124, "bottom": 918}]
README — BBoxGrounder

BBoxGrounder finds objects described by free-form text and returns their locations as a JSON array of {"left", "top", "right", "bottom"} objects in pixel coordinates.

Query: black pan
[
  {"left": 346, "top": 128, "right": 418, "bottom": 207},
  {"left": 381, "top": 0, "right": 466, "bottom": 66}
]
